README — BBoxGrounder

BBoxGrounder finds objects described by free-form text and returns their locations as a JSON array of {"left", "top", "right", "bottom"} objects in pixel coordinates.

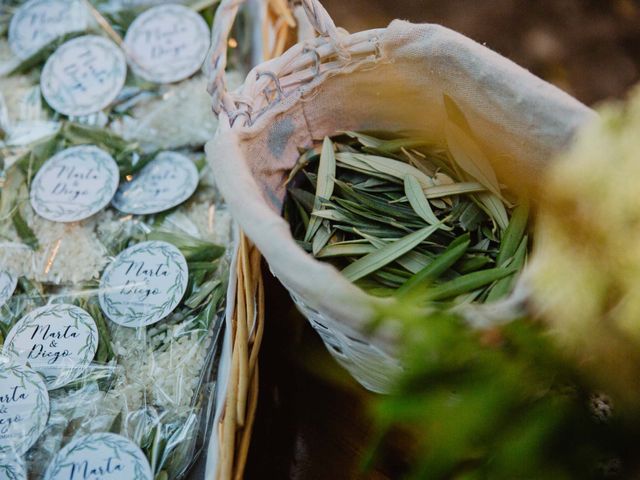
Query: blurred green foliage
[{"left": 367, "top": 303, "right": 640, "bottom": 479}]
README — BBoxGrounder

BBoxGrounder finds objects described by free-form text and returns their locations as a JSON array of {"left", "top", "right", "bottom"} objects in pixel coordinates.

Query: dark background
[{"left": 246, "top": 2, "right": 640, "bottom": 479}]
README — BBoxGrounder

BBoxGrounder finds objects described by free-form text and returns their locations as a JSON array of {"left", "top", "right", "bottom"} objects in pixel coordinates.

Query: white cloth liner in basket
[{"left": 206, "top": 0, "right": 596, "bottom": 393}]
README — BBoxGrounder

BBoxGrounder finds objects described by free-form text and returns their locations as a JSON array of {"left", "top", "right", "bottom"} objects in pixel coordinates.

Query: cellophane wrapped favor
[
  {"left": 0, "top": 122, "right": 233, "bottom": 479},
  {"left": 0, "top": 0, "right": 251, "bottom": 476}
]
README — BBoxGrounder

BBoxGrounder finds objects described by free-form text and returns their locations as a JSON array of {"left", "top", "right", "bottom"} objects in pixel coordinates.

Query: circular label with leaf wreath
[
  {"left": 111, "top": 151, "right": 199, "bottom": 215},
  {"left": 40, "top": 35, "right": 127, "bottom": 116},
  {"left": 30, "top": 145, "right": 120, "bottom": 223},
  {"left": 124, "top": 4, "right": 210, "bottom": 83},
  {"left": 8, "top": 0, "right": 90, "bottom": 59},
  {"left": 44, "top": 432, "right": 153, "bottom": 480},
  {"left": 0, "top": 272, "right": 17, "bottom": 309},
  {"left": 0, "top": 357, "right": 49, "bottom": 456},
  {"left": 99, "top": 241, "right": 188, "bottom": 327},
  {"left": 0, "top": 458, "right": 26, "bottom": 480},
  {"left": 3, "top": 304, "right": 98, "bottom": 390}
]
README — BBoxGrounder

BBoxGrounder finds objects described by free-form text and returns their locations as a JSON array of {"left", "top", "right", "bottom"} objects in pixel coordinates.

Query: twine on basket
[{"left": 207, "top": 0, "right": 358, "bottom": 125}]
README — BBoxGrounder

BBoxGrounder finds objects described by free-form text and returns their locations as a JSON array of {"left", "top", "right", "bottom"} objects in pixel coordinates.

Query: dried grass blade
[
  {"left": 335, "top": 154, "right": 399, "bottom": 183},
  {"left": 403, "top": 147, "right": 434, "bottom": 176}
]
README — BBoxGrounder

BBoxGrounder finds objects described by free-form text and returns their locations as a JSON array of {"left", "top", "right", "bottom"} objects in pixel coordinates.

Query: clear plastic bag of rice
[{"left": 0, "top": 122, "right": 234, "bottom": 480}]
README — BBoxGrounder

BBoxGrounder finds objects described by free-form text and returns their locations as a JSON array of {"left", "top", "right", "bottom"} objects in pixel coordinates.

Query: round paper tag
[
  {"left": 8, "top": 0, "right": 90, "bottom": 59},
  {"left": 124, "top": 4, "right": 210, "bottom": 83},
  {"left": 99, "top": 241, "right": 188, "bottom": 327},
  {"left": 0, "top": 272, "right": 17, "bottom": 309},
  {"left": 41, "top": 35, "right": 127, "bottom": 116},
  {"left": 44, "top": 432, "right": 152, "bottom": 480},
  {"left": 0, "top": 358, "right": 49, "bottom": 456},
  {"left": 3, "top": 304, "right": 98, "bottom": 390},
  {"left": 112, "top": 151, "right": 199, "bottom": 215},
  {"left": 0, "top": 459, "right": 26, "bottom": 480},
  {"left": 30, "top": 145, "right": 120, "bottom": 223}
]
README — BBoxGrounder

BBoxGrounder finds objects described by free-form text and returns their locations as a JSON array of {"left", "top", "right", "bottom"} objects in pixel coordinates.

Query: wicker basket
[
  {"left": 202, "top": 2, "right": 296, "bottom": 479},
  {"left": 205, "top": 0, "right": 594, "bottom": 398}
]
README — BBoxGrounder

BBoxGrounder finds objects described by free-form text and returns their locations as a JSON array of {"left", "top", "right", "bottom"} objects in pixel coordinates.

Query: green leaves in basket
[
  {"left": 304, "top": 137, "right": 336, "bottom": 243},
  {"left": 444, "top": 93, "right": 510, "bottom": 229},
  {"left": 487, "top": 235, "right": 528, "bottom": 301},
  {"left": 404, "top": 175, "right": 439, "bottom": 225},
  {"left": 496, "top": 200, "right": 530, "bottom": 266},
  {"left": 342, "top": 131, "right": 431, "bottom": 154},
  {"left": 285, "top": 121, "right": 529, "bottom": 306},
  {"left": 446, "top": 120, "right": 501, "bottom": 198},
  {"left": 397, "top": 234, "right": 470, "bottom": 297},
  {"left": 425, "top": 265, "right": 517, "bottom": 301},
  {"left": 342, "top": 224, "right": 442, "bottom": 282}
]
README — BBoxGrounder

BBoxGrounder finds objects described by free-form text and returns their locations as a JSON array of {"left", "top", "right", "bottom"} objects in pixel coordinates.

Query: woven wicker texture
[{"left": 205, "top": 1, "right": 295, "bottom": 479}]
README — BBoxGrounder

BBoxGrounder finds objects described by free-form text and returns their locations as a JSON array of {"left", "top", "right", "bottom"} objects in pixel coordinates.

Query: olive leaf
[
  {"left": 312, "top": 220, "right": 333, "bottom": 255},
  {"left": 397, "top": 234, "right": 470, "bottom": 296},
  {"left": 477, "top": 192, "right": 509, "bottom": 231},
  {"left": 423, "top": 182, "right": 486, "bottom": 199},
  {"left": 287, "top": 126, "right": 527, "bottom": 305},
  {"left": 304, "top": 137, "right": 336, "bottom": 242},
  {"left": 317, "top": 243, "right": 377, "bottom": 258},
  {"left": 341, "top": 224, "right": 442, "bottom": 281},
  {"left": 343, "top": 131, "right": 430, "bottom": 153},
  {"left": 496, "top": 201, "right": 529, "bottom": 266},
  {"left": 354, "top": 228, "right": 432, "bottom": 274},
  {"left": 404, "top": 174, "right": 440, "bottom": 226},
  {"left": 425, "top": 265, "right": 517, "bottom": 301},
  {"left": 338, "top": 152, "right": 435, "bottom": 189},
  {"left": 446, "top": 120, "right": 502, "bottom": 198},
  {"left": 443, "top": 94, "right": 505, "bottom": 202}
]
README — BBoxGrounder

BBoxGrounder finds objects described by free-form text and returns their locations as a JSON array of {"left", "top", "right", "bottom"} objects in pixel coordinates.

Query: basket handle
[{"left": 206, "top": 0, "right": 343, "bottom": 115}]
